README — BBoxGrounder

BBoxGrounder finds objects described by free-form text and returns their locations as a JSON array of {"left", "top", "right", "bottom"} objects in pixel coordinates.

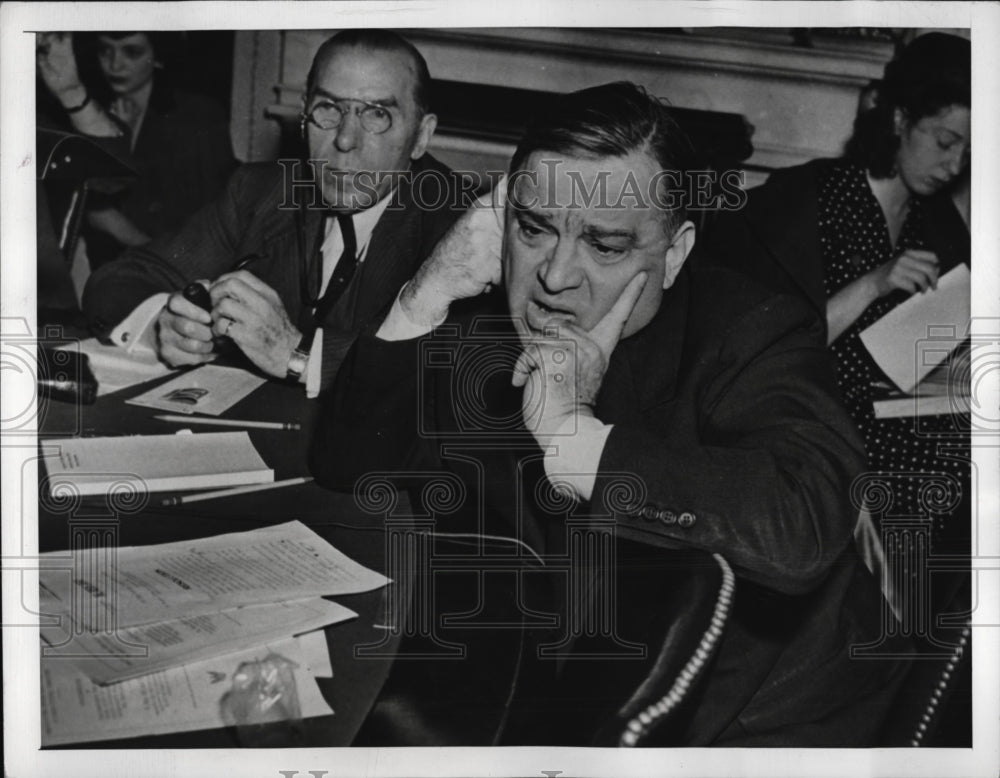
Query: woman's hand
[
  {"left": 36, "top": 32, "right": 86, "bottom": 106},
  {"left": 870, "top": 249, "right": 940, "bottom": 297},
  {"left": 37, "top": 32, "right": 123, "bottom": 139},
  {"left": 827, "top": 249, "right": 942, "bottom": 344}
]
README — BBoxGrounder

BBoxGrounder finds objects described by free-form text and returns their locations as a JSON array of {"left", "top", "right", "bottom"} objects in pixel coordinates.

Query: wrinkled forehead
[
  {"left": 510, "top": 150, "right": 671, "bottom": 230},
  {"left": 311, "top": 45, "right": 418, "bottom": 107}
]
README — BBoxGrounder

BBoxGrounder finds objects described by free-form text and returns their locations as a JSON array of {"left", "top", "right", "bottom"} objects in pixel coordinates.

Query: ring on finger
[{"left": 223, "top": 318, "right": 234, "bottom": 337}]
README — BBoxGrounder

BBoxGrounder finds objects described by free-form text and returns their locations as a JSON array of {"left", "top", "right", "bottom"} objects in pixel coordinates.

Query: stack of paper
[
  {"left": 859, "top": 263, "right": 970, "bottom": 393},
  {"left": 38, "top": 521, "right": 390, "bottom": 745},
  {"left": 870, "top": 345, "right": 972, "bottom": 419}
]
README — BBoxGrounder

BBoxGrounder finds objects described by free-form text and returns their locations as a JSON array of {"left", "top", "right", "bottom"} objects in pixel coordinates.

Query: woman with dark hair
[
  {"left": 704, "top": 35, "right": 972, "bottom": 709},
  {"left": 828, "top": 32, "right": 969, "bottom": 341},
  {"left": 38, "top": 31, "right": 236, "bottom": 267}
]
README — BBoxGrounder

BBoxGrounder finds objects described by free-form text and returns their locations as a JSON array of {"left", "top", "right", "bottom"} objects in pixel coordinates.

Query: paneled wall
[{"left": 230, "top": 28, "right": 894, "bottom": 187}]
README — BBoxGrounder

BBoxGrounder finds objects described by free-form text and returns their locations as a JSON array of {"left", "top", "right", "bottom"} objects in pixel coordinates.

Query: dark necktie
[{"left": 311, "top": 212, "right": 359, "bottom": 326}]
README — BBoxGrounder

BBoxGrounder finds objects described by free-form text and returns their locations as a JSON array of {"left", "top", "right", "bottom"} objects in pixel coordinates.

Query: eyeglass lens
[{"left": 308, "top": 100, "right": 392, "bottom": 134}]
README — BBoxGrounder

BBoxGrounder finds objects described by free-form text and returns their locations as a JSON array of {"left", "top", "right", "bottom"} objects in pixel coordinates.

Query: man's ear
[
  {"left": 409, "top": 113, "right": 438, "bottom": 160},
  {"left": 662, "top": 220, "right": 696, "bottom": 289}
]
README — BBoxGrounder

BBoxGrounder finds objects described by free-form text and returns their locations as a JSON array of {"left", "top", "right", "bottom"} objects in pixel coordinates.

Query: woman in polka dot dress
[
  {"left": 823, "top": 34, "right": 971, "bottom": 562},
  {"left": 703, "top": 33, "right": 971, "bottom": 613}
]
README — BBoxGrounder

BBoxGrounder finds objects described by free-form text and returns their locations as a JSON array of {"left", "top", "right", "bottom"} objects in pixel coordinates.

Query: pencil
[
  {"left": 153, "top": 414, "right": 301, "bottom": 430},
  {"left": 161, "top": 476, "right": 313, "bottom": 506}
]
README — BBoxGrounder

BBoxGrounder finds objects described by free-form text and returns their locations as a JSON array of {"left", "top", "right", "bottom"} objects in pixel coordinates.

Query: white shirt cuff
[
  {"left": 376, "top": 284, "right": 446, "bottom": 341},
  {"left": 108, "top": 293, "right": 169, "bottom": 354},
  {"left": 305, "top": 328, "right": 323, "bottom": 399},
  {"left": 542, "top": 415, "right": 614, "bottom": 502}
]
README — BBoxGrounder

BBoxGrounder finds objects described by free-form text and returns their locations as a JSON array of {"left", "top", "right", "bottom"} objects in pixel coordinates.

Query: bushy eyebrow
[
  {"left": 582, "top": 225, "right": 638, "bottom": 245},
  {"left": 514, "top": 209, "right": 553, "bottom": 227},
  {"left": 515, "top": 207, "right": 638, "bottom": 245}
]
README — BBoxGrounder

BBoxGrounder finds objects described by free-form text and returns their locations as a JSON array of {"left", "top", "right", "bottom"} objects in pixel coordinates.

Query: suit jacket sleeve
[
  {"left": 310, "top": 330, "right": 440, "bottom": 490},
  {"left": 82, "top": 165, "right": 253, "bottom": 338},
  {"left": 593, "top": 297, "right": 865, "bottom": 597}
]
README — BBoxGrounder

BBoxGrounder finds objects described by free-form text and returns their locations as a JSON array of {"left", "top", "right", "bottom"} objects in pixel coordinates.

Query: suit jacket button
[
  {"left": 678, "top": 512, "right": 696, "bottom": 528},
  {"left": 639, "top": 505, "right": 658, "bottom": 521},
  {"left": 660, "top": 510, "right": 677, "bottom": 525}
]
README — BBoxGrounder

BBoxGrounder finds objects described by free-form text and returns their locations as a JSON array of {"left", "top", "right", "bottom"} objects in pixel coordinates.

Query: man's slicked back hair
[
  {"left": 509, "top": 81, "right": 695, "bottom": 233},
  {"left": 305, "top": 29, "right": 432, "bottom": 115}
]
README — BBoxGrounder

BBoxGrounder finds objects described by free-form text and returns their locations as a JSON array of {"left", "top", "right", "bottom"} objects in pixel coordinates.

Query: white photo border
[{"left": 3, "top": 2, "right": 998, "bottom": 777}]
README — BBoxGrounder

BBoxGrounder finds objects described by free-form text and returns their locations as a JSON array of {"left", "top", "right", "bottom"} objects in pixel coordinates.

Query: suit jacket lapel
[
  {"left": 265, "top": 200, "right": 323, "bottom": 329},
  {"left": 356, "top": 198, "right": 419, "bottom": 319},
  {"left": 301, "top": 203, "right": 327, "bottom": 280}
]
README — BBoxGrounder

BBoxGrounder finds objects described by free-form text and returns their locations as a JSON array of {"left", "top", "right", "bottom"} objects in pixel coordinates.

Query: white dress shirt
[{"left": 304, "top": 194, "right": 392, "bottom": 396}]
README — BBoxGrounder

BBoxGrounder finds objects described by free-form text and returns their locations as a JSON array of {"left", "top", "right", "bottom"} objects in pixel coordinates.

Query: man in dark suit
[
  {"left": 82, "top": 30, "right": 466, "bottom": 392},
  {"left": 313, "top": 82, "right": 910, "bottom": 745}
]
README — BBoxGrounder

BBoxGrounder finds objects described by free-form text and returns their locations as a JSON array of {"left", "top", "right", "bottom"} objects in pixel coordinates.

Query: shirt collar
[
  {"left": 113, "top": 80, "right": 154, "bottom": 150},
  {"left": 323, "top": 190, "right": 395, "bottom": 258}
]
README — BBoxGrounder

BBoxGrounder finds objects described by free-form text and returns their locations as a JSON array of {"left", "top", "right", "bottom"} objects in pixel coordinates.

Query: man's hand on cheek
[
  {"left": 400, "top": 177, "right": 506, "bottom": 327},
  {"left": 512, "top": 272, "right": 648, "bottom": 449},
  {"left": 156, "top": 290, "right": 216, "bottom": 367},
  {"left": 209, "top": 271, "right": 301, "bottom": 378}
]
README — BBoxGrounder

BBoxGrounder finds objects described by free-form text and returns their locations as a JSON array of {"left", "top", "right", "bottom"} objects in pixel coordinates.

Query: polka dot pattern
[{"left": 817, "top": 162, "right": 969, "bottom": 538}]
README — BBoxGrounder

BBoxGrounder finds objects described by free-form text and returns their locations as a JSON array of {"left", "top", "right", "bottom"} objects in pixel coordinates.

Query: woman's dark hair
[
  {"left": 508, "top": 81, "right": 695, "bottom": 235},
  {"left": 845, "top": 32, "right": 970, "bottom": 178}
]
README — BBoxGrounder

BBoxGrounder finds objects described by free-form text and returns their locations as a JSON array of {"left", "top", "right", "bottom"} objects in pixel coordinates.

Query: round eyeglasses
[{"left": 302, "top": 98, "right": 393, "bottom": 135}]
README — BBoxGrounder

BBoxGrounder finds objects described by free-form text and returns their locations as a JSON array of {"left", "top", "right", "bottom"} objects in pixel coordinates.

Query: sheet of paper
[
  {"left": 41, "top": 431, "right": 273, "bottom": 496},
  {"left": 40, "top": 634, "right": 333, "bottom": 746},
  {"left": 297, "top": 629, "right": 334, "bottom": 678},
  {"left": 126, "top": 364, "right": 267, "bottom": 416},
  {"left": 42, "top": 597, "right": 354, "bottom": 685},
  {"left": 58, "top": 337, "right": 177, "bottom": 396},
  {"left": 859, "top": 263, "right": 970, "bottom": 392},
  {"left": 39, "top": 520, "right": 389, "bottom": 631}
]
